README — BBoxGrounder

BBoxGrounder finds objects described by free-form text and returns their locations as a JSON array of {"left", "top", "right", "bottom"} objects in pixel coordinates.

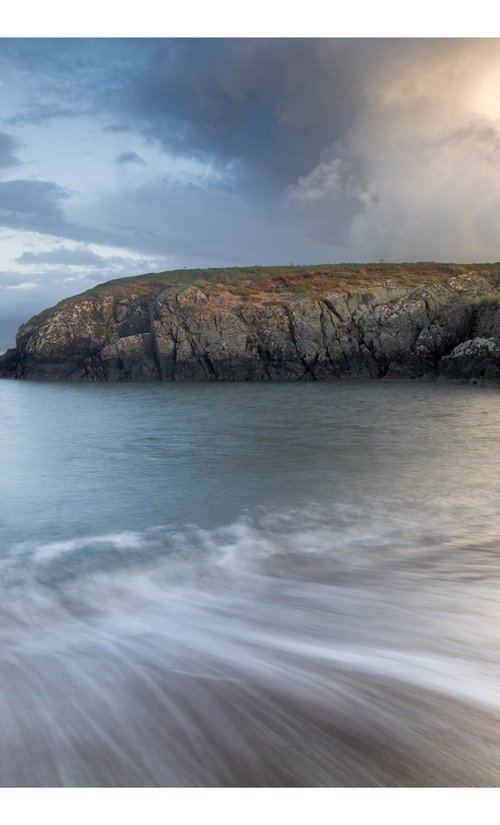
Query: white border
[
  {"left": 3, "top": 11, "right": 500, "bottom": 822},
  {"left": 2, "top": 787, "right": 500, "bottom": 825},
  {"left": 2, "top": 0, "right": 500, "bottom": 37}
]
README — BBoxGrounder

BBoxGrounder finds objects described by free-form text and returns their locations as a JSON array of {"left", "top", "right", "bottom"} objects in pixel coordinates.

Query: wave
[{"left": 2, "top": 505, "right": 500, "bottom": 786}]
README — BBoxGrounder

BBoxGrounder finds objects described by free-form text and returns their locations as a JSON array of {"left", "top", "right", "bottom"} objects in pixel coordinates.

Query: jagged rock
[
  {"left": 439, "top": 337, "right": 500, "bottom": 383},
  {"left": 101, "top": 333, "right": 160, "bottom": 381},
  {"left": 2, "top": 265, "right": 500, "bottom": 384}
]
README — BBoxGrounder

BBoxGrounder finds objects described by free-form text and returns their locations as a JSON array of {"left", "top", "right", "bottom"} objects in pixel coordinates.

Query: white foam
[
  {"left": 2, "top": 506, "right": 500, "bottom": 785},
  {"left": 32, "top": 530, "right": 148, "bottom": 562}
]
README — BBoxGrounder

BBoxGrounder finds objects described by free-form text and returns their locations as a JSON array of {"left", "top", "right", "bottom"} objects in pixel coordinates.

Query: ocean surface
[{"left": 1, "top": 378, "right": 500, "bottom": 786}]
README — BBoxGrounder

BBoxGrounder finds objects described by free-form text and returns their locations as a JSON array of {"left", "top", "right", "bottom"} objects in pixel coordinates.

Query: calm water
[{"left": 1, "top": 379, "right": 500, "bottom": 786}]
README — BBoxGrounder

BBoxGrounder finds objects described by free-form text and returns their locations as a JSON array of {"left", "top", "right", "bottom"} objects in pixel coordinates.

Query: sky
[{"left": 2, "top": 38, "right": 500, "bottom": 348}]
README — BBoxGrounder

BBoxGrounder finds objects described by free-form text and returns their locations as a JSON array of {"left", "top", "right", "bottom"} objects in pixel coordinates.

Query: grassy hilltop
[{"left": 78, "top": 261, "right": 500, "bottom": 298}]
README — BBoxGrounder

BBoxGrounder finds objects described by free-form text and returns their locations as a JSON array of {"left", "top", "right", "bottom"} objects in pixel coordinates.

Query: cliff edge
[{"left": 2, "top": 263, "right": 500, "bottom": 383}]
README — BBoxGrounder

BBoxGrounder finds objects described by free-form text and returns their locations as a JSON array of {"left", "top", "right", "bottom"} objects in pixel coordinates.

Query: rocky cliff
[{"left": 2, "top": 263, "right": 500, "bottom": 383}]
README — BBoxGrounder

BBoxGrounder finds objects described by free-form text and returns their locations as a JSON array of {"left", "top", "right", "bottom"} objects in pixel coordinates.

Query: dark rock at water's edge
[{"left": 2, "top": 263, "right": 500, "bottom": 384}]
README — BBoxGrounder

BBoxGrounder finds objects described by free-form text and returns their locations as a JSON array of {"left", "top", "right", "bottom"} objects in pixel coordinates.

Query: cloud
[
  {"left": 72, "top": 175, "right": 324, "bottom": 268},
  {"left": 103, "top": 123, "right": 130, "bottom": 133},
  {"left": 16, "top": 246, "right": 107, "bottom": 266},
  {"left": 283, "top": 41, "right": 500, "bottom": 261},
  {"left": 0, "top": 178, "right": 166, "bottom": 254},
  {"left": 115, "top": 151, "right": 145, "bottom": 165},
  {"left": 0, "top": 39, "right": 370, "bottom": 185},
  {"left": 112, "top": 39, "right": 366, "bottom": 186},
  {"left": 0, "top": 179, "right": 71, "bottom": 234},
  {"left": 4, "top": 102, "right": 77, "bottom": 127},
  {"left": 0, "top": 131, "right": 21, "bottom": 167},
  {"left": 3, "top": 38, "right": 500, "bottom": 301},
  {"left": 4, "top": 280, "right": 38, "bottom": 290},
  {"left": 15, "top": 244, "right": 168, "bottom": 275}
]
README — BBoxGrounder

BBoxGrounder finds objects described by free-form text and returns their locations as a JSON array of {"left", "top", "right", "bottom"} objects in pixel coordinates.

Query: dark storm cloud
[
  {"left": 0, "top": 39, "right": 443, "bottom": 188},
  {"left": 110, "top": 38, "right": 371, "bottom": 185},
  {"left": 0, "top": 38, "right": 375, "bottom": 184}
]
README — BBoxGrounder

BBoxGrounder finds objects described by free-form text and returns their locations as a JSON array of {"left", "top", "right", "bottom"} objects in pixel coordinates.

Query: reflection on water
[{"left": 1, "top": 380, "right": 500, "bottom": 786}]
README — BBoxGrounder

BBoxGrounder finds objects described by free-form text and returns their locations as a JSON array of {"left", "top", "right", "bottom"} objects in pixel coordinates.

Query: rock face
[
  {"left": 2, "top": 265, "right": 500, "bottom": 384},
  {"left": 439, "top": 338, "right": 500, "bottom": 382}
]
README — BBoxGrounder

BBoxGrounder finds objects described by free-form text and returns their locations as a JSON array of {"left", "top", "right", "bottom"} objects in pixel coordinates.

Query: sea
[{"left": 1, "top": 378, "right": 500, "bottom": 786}]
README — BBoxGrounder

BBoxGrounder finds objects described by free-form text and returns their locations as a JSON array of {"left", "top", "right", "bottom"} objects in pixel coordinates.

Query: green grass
[
  {"left": 27, "top": 262, "right": 500, "bottom": 320},
  {"left": 86, "top": 262, "right": 500, "bottom": 292}
]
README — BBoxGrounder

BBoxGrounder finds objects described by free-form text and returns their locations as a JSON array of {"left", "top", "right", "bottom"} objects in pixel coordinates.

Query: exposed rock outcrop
[
  {"left": 2, "top": 264, "right": 500, "bottom": 383},
  {"left": 439, "top": 337, "right": 500, "bottom": 382}
]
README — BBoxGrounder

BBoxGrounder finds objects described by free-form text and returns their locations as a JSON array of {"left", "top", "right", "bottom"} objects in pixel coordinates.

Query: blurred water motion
[{"left": 1, "top": 379, "right": 500, "bottom": 785}]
